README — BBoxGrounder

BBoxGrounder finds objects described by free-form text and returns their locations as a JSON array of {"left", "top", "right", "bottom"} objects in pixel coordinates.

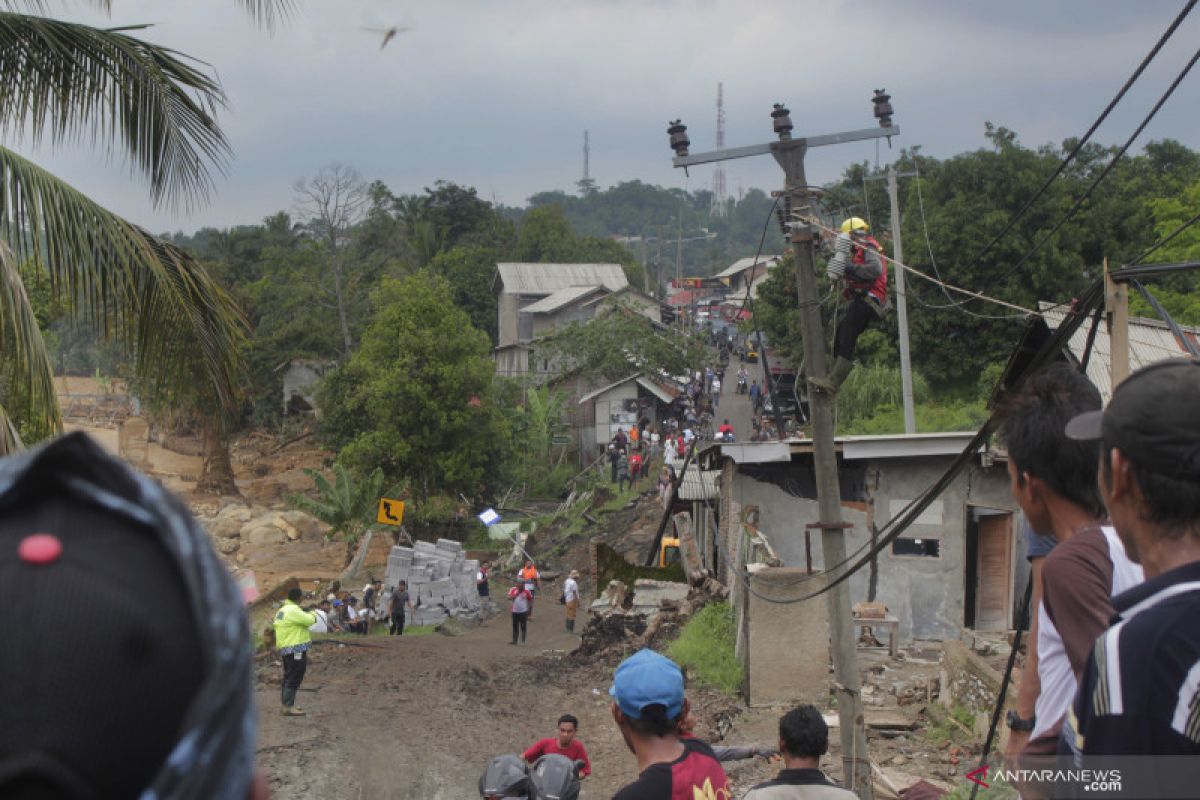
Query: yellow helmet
[{"left": 840, "top": 217, "right": 869, "bottom": 234}]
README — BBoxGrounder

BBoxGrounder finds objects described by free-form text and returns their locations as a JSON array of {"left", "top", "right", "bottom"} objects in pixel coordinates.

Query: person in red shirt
[
  {"left": 609, "top": 649, "right": 729, "bottom": 800},
  {"left": 523, "top": 714, "right": 592, "bottom": 779},
  {"left": 628, "top": 452, "right": 642, "bottom": 487}
]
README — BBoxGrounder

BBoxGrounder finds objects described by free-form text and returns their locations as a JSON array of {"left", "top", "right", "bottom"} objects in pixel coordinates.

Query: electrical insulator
[
  {"left": 667, "top": 120, "right": 690, "bottom": 157},
  {"left": 771, "top": 104, "right": 793, "bottom": 140},
  {"left": 872, "top": 89, "right": 894, "bottom": 128}
]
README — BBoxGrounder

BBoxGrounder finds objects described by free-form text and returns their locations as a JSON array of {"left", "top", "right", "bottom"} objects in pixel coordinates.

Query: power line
[
  {"left": 979, "top": 42, "right": 1200, "bottom": 292},
  {"left": 1128, "top": 209, "right": 1200, "bottom": 266},
  {"left": 951, "top": 0, "right": 1198, "bottom": 302}
]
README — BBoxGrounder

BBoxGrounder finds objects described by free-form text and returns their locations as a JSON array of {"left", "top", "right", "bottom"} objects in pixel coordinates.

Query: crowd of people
[{"left": 4, "top": 355, "right": 1198, "bottom": 799}]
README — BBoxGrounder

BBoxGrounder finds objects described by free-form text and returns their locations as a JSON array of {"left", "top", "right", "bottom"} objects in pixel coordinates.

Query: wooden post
[
  {"left": 1105, "top": 258, "right": 1130, "bottom": 387},
  {"left": 775, "top": 140, "right": 873, "bottom": 799}
]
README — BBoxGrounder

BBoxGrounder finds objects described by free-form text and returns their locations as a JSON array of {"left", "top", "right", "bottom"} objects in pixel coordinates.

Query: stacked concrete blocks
[{"left": 382, "top": 538, "right": 483, "bottom": 627}]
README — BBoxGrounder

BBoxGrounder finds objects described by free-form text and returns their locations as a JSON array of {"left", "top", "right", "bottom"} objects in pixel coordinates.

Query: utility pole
[
  {"left": 668, "top": 93, "right": 898, "bottom": 799},
  {"left": 876, "top": 166, "right": 917, "bottom": 433}
]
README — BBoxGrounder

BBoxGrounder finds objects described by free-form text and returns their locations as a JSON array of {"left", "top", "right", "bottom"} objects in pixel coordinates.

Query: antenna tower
[
  {"left": 710, "top": 83, "right": 727, "bottom": 217},
  {"left": 578, "top": 130, "right": 596, "bottom": 194}
]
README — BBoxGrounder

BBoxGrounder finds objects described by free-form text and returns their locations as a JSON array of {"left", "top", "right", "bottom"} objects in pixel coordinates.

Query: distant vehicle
[{"left": 659, "top": 536, "right": 681, "bottom": 568}]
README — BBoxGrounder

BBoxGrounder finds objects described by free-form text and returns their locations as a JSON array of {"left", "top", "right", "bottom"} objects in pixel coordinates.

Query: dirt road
[{"left": 255, "top": 605, "right": 774, "bottom": 800}]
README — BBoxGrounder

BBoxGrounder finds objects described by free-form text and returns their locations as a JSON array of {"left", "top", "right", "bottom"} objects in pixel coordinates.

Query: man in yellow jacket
[{"left": 274, "top": 587, "right": 317, "bottom": 716}]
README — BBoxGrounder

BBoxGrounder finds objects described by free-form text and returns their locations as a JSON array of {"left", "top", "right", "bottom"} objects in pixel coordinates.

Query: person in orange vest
[
  {"left": 810, "top": 217, "right": 889, "bottom": 395},
  {"left": 519, "top": 560, "right": 541, "bottom": 619}
]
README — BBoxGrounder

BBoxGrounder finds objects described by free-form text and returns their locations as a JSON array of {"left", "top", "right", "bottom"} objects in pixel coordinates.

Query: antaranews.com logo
[{"left": 967, "top": 765, "right": 1123, "bottom": 794}]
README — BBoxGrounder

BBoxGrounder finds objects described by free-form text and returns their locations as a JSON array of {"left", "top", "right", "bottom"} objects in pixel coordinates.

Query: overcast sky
[{"left": 23, "top": 0, "right": 1200, "bottom": 233}]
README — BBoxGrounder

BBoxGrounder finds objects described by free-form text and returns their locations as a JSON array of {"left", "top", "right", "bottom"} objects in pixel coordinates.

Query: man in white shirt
[{"left": 563, "top": 569, "right": 581, "bottom": 634}]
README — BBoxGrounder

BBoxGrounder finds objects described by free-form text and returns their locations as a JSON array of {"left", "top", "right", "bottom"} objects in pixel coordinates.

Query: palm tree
[{"left": 0, "top": 0, "right": 293, "bottom": 456}]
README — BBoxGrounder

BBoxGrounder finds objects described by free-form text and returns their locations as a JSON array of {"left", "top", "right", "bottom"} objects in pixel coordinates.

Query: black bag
[{"left": 558, "top": 592, "right": 567, "bottom": 605}]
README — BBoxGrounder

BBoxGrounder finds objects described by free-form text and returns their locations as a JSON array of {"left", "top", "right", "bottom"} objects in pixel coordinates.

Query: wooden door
[{"left": 975, "top": 514, "right": 1013, "bottom": 631}]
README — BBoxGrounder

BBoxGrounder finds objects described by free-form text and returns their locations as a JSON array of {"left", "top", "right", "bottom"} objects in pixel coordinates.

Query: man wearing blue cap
[{"left": 609, "top": 648, "right": 730, "bottom": 799}]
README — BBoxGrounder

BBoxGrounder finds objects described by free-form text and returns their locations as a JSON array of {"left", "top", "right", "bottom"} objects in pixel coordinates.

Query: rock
[
  {"left": 244, "top": 524, "right": 287, "bottom": 546},
  {"left": 216, "top": 538, "right": 240, "bottom": 555},
  {"left": 207, "top": 516, "right": 244, "bottom": 540},
  {"left": 891, "top": 755, "right": 907, "bottom": 767},
  {"left": 218, "top": 504, "right": 253, "bottom": 523},
  {"left": 279, "top": 510, "right": 330, "bottom": 541},
  {"left": 274, "top": 514, "right": 301, "bottom": 541}
]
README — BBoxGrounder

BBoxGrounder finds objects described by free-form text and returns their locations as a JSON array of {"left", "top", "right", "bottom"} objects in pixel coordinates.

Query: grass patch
[
  {"left": 666, "top": 602, "right": 741, "bottom": 695},
  {"left": 924, "top": 703, "right": 977, "bottom": 745}
]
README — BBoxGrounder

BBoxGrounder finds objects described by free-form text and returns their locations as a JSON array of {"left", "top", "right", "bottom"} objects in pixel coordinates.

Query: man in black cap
[
  {"left": 1063, "top": 358, "right": 1200, "bottom": 762},
  {"left": 0, "top": 432, "right": 265, "bottom": 799}
]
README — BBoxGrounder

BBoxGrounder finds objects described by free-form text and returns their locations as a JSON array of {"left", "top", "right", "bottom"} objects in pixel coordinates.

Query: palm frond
[
  {"left": 0, "top": 13, "right": 229, "bottom": 210},
  {"left": 0, "top": 145, "right": 246, "bottom": 415},
  {"left": 0, "top": 2, "right": 110, "bottom": 12},
  {"left": 0, "top": 238, "right": 59, "bottom": 453},
  {"left": 0, "top": 398, "right": 24, "bottom": 455},
  {"left": 232, "top": 0, "right": 296, "bottom": 31}
]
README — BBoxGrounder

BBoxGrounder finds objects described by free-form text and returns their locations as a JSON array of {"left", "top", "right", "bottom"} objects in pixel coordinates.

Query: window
[{"left": 891, "top": 537, "right": 940, "bottom": 557}]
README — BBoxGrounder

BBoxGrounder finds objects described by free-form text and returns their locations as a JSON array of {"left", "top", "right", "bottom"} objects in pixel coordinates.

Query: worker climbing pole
[
  {"left": 666, "top": 90, "right": 899, "bottom": 799},
  {"left": 810, "top": 217, "right": 890, "bottom": 395}
]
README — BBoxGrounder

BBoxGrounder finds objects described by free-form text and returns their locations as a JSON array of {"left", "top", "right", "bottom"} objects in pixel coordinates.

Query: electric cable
[
  {"left": 948, "top": 0, "right": 1197, "bottom": 304},
  {"left": 979, "top": 42, "right": 1200, "bottom": 292},
  {"left": 1127, "top": 209, "right": 1200, "bottom": 266}
]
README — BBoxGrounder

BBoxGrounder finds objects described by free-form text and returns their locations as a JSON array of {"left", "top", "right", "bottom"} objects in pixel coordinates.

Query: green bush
[{"left": 667, "top": 602, "right": 742, "bottom": 695}]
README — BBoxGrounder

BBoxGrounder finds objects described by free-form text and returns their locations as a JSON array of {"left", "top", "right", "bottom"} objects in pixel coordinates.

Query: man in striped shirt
[{"left": 1063, "top": 358, "right": 1200, "bottom": 762}]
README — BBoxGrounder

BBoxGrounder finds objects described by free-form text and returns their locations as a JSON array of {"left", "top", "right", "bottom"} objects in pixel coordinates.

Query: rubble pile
[{"left": 383, "top": 539, "right": 489, "bottom": 627}]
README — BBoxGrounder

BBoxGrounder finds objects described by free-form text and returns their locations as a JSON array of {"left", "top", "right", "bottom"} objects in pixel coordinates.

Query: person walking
[
  {"left": 508, "top": 582, "right": 533, "bottom": 645},
  {"left": 750, "top": 379, "right": 762, "bottom": 413},
  {"left": 520, "top": 560, "right": 540, "bottom": 619},
  {"left": 274, "top": 587, "right": 317, "bottom": 716},
  {"left": 628, "top": 451, "right": 642, "bottom": 489},
  {"left": 563, "top": 569, "right": 581, "bottom": 633},
  {"left": 388, "top": 580, "right": 414, "bottom": 636},
  {"left": 711, "top": 375, "right": 721, "bottom": 408},
  {"left": 476, "top": 560, "right": 491, "bottom": 599},
  {"left": 617, "top": 449, "right": 630, "bottom": 492}
]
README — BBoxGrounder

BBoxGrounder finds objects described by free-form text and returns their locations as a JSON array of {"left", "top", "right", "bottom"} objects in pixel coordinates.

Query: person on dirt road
[
  {"left": 524, "top": 714, "right": 592, "bottom": 778},
  {"left": 609, "top": 649, "right": 730, "bottom": 800},
  {"left": 740, "top": 705, "right": 856, "bottom": 799},
  {"left": 477, "top": 560, "right": 491, "bottom": 598},
  {"left": 0, "top": 432, "right": 268, "bottom": 799},
  {"left": 520, "top": 560, "right": 541, "bottom": 619},
  {"left": 563, "top": 569, "right": 581, "bottom": 633},
  {"left": 361, "top": 580, "right": 381, "bottom": 633},
  {"left": 508, "top": 582, "right": 533, "bottom": 645},
  {"left": 275, "top": 586, "right": 318, "bottom": 715},
  {"left": 388, "top": 580, "right": 415, "bottom": 635}
]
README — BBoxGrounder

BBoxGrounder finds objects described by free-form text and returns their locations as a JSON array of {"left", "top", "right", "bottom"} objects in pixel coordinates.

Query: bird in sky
[{"left": 362, "top": 25, "right": 410, "bottom": 50}]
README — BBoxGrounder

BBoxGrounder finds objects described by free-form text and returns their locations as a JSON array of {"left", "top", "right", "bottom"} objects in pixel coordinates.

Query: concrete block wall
[{"left": 382, "top": 538, "right": 483, "bottom": 627}]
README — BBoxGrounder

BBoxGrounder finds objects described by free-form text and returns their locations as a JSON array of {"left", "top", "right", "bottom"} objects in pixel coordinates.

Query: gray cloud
[{"left": 19, "top": 0, "right": 1200, "bottom": 233}]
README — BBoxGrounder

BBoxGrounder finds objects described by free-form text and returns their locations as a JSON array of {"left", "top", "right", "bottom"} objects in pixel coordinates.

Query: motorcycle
[
  {"left": 736, "top": 375, "right": 748, "bottom": 394},
  {"left": 480, "top": 753, "right": 583, "bottom": 800}
]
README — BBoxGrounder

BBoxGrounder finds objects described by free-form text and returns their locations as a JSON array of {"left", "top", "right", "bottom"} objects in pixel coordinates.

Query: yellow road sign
[{"left": 376, "top": 497, "right": 405, "bottom": 526}]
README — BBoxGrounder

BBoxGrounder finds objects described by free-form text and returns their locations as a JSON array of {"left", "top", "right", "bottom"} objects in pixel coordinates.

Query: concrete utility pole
[
  {"left": 668, "top": 94, "right": 899, "bottom": 800},
  {"left": 879, "top": 166, "right": 917, "bottom": 433}
]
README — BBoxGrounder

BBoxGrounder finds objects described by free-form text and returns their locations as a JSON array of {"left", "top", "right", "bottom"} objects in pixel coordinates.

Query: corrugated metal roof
[
  {"left": 521, "top": 285, "right": 606, "bottom": 314},
  {"left": 496, "top": 263, "right": 629, "bottom": 295},
  {"left": 1041, "top": 302, "right": 1200, "bottom": 402},
  {"left": 713, "top": 256, "right": 780, "bottom": 280},
  {"left": 678, "top": 469, "right": 721, "bottom": 500}
]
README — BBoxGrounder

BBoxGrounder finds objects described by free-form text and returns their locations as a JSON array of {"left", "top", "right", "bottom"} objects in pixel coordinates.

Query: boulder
[
  {"left": 216, "top": 538, "right": 240, "bottom": 555},
  {"left": 274, "top": 514, "right": 301, "bottom": 541},
  {"left": 244, "top": 524, "right": 287, "bottom": 546},
  {"left": 279, "top": 509, "right": 331, "bottom": 542},
  {"left": 218, "top": 504, "right": 254, "bottom": 524},
  {"left": 207, "top": 516, "right": 244, "bottom": 540}
]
